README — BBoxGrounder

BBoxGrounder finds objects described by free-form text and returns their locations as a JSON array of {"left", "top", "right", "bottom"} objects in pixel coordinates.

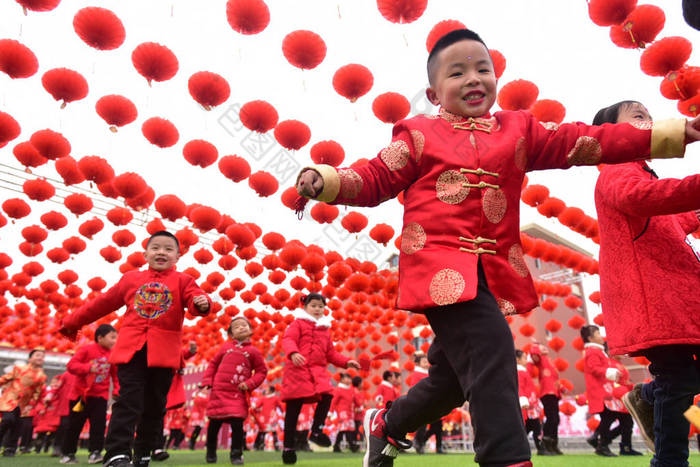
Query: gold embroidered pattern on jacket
[
  {"left": 429, "top": 269, "right": 465, "bottom": 305},
  {"left": 410, "top": 130, "right": 424, "bottom": 163},
  {"left": 497, "top": 298, "right": 517, "bottom": 316},
  {"left": 566, "top": 136, "right": 602, "bottom": 166},
  {"left": 436, "top": 170, "right": 469, "bottom": 205},
  {"left": 629, "top": 120, "right": 653, "bottom": 130},
  {"left": 482, "top": 188, "right": 507, "bottom": 224},
  {"left": 401, "top": 222, "right": 426, "bottom": 255},
  {"left": 539, "top": 121, "right": 559, "bottom": 131},
  {"left": 338, "top": 169, "right": 363, "bottom": 199},
  {"left": 380, "top": 140, "right": 410, "bottom": 171},
  {"left": 514, "top": 137, "right": 527, "bottom": 171},
  {"left": 508, "top": 244, "right": 529, "bottom": 278}
]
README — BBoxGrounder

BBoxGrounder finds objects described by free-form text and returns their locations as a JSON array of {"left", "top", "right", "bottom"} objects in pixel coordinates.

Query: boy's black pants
[
  {"left": 283, "top": 394, "right": 333, "bottom": 450},
  {"left": 385, "top": 262, "right": 530, "bottom": 466},
  {"left": 104, "top": 345, "right": 174, "bottom": 462},
  {"left": 62, "top": 396, "right": 108, "bottom": 455},
  {"left": 540, "top": 394, "right": 560, "bottom": 438},
  {"left": 0, "top": 407, "right": 21, "bottom": 453},
  {"left": 206, "top": 417, "right": 244, "bottom": 454}
]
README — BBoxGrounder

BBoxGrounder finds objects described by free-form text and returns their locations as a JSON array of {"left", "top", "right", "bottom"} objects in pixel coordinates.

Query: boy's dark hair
[
  {"left": 592, "top": 100, "right": 643, "bottom": 125},
  {"left": 146, "top": 230, "right": 180, "bottom": 251},
  {"left": 382, "top": 370, "right": 392, "bottom": 381},
  {"left": 301, "top": 293, "right": 326, "bottom": 306},
  {"left": 427, "top": 29, "right": 489, "bottom": 85},
  {"left": 228, "top": 316, "right": 251, "bottom": 334},
  {"left": 95, "top": 324, "right": 116, "bottom": 342},
  {"left": 515, "top": 349, "right": 524, "bottom": 359},
  {"left": 339, "top": 372, "right": 350, "bottom": 380},
  {"left": 351, "top": 376, "right": 362, "bottom": 388},
  {"left": 28, "top": 348, "right": 44, "bottom": 358},
  {"left": 580, "top": 325, "right": 600, "bottom": 343},
  {"left": 414, "top": 354, "right": 428, "bottom": 364}
]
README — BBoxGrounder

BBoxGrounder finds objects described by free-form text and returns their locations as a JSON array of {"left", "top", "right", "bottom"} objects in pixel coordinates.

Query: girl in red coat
[
  {"left": 592, "top": 101, "right": 700, "bottom": 467},
  {"left": 280, "top": 293, "right": 360, "bottom": 465},
  {"left": 201, "top": 316, "right": 267, "bottom": 465},
  {"left": 331, "top": 373, "right": 359, "bottom": 453},
  {"left": 605, "top": 353, "right": 642, "bottom": 455}
]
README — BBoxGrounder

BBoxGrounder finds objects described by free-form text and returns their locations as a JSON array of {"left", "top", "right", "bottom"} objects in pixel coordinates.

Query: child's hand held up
[{"left": 193, "top": 295, "right": 209, "bottom": 312}]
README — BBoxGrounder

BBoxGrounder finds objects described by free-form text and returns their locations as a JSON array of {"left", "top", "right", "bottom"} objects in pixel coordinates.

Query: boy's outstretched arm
[{"left": 60, "top": 279, "right": 126, "bottom": 340}]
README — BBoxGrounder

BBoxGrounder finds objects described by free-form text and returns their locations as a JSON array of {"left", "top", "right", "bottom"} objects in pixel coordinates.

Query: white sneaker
[
  {"left": 60, "top": 454, "right": 79, "bottom": 464},
  {"left": 88, "top": 451, "right": 102, "bottom": 464}
]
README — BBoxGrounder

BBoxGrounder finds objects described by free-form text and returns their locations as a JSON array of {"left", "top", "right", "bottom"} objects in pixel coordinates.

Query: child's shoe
[
  {"left": 594, "top": 440, "right": 617, "bottom": 457},
  {"left": 60, "top": 454, "right": 79, "bottom": 464},
  {"left": 205, "top": 450, "right": 217, "bottom": 463},
  {"left": 133, "top": 456, "right": 150, "bottom": 467},
  {"left": 308, "top": 431, "right": 331, "bottom": 447},
  {"left": 230, "top": 449, "right": 244, "bottom": 465},
  {"left": 88, "top": 451, "right": 103, "bottom": 464},
  {"left": 151, "top": 449, "right": 169, "bottom": 461},
  {"left": 585, "top": 433, "right": 598, "bottom": 448},
  {"left": 618, "top": 443, "right": 643, "bottom": 456},
  {"left": 103, "top": 454, "right": 133, "bottom": 467},
  {"left": 622, "top": 384, "right": 655, "bottom": 452},
  {"left": 362, "top": 408, "right": 412, "bottom": 467},
  {"left": 282, "top": 448, "right": 296, "bottom": 465}
]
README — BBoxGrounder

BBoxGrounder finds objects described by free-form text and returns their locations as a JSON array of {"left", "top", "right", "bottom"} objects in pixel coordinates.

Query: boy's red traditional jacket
[
  {"left": 374, "top": 381, "right": 399, "bottom": 408},
  {"left": 0, "top": 364, "right": 46, "bottom": 413},
  {"left": 202, "top": 339, "right": 267, "bottom": 419},
  {"left": 407, "top": 367, "right": 428, "bottom": 387},
  {"left": 529, "top": 345, "right": 559, "bottom": 398},
  {"left": 66, "top": 342, "right": 118, "bottom": 401},
  {"left": 34, "top": 384, "right": 61, "bottom": 432},
  {"left": 252, "top": 392, "right": 282, "bottom": 429},
  {"left": 517, "top": 364, "right": 541, "bottom": 421},
  {"left": 330, "top": 383, "right": 355, "bottom": 415},
  {"left": 166, "top": 406, "right": 190, "bottom": 430},
  {"left": 595, "top": 161, "right": 700, "bottom": 355},
  {"left": 306, "top": 109, "right": 685, "bottom": 315},
  {"left": 281, "top": 310, "right": 350, "bottom": 401},
  {"left": 62, "top": 267, "right": 211, "bottom": 368},
  {"left": 583, "top": 343, "right": 619, "bottom": 414},
  {"left": 55, "top": 372, "right": 75, "bottom": 417}
]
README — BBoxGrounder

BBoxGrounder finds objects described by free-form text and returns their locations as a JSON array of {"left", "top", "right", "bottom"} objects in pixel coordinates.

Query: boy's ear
[{"left": 425, "top": 87, "right": 440, "bottom": 106}]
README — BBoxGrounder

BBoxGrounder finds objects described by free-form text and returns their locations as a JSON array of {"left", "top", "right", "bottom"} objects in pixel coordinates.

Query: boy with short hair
[
  {"left": 374, "top": 371, "right": 400, "bottom": 409},
  {"left": 60, "top": 324, "right": 119, "bottom": 465},
  {"left": 296, "top": 28, "right": 700, "bottom": 467},
  {"left": 516, "top": 350, "right": 547, "bottom": 456},
  {"left": 60, "top": 231, "right": 211, "bottom": 467}
]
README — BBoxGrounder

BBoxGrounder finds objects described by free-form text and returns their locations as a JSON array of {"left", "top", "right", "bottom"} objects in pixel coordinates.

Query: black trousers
[
  {"left": 35, "top": 431, "right": 54, "bottom": 453},
  {"left": 206, "top": 417, "right": 244, "bottom": 453},
  {"left": 62, "top": 396, "right": 108, "bottom": 455},
  {"left": 283, "top": 394, "right": 333, "bottom": 450},
  {"left": 540, "top": 395, "right": 560, "bottom": 438},
  {"left": 415, "top": 420, "right": 443, "bottom": 450},
  {"left": 18, "top": 416, "right": 33, "bottom": 450},
  {"left": 53, "top": 415, "right": 70, "bottom": 453},
  {"left": 189, "top": 425, "right": 202, "bottom": 449},
  {"left": 104, "top": 345, "right": 174, "bottom": 462},
  {"left": 385, "top": 262, "right": 530, "bottom": 466},
  {"left": 0, "top": 407, "right": 21, "bottom": 452},
  {"left": 607, "top": 412, "right": 634, "bottom": 446},
  {"left": 333, "top": 430, "right": 356, "bottom": 449},
  {"left": 167, "top": 428, "right": 185, "bottom": 449}
]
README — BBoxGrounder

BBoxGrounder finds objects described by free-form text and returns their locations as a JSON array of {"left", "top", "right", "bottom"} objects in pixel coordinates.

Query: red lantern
[
  {"left": 497, "top": 80, "right": 539, "bottom": 111},
  {"left": 188, "top": 71, "right": 230, "bottom": 110},
  {"left": 279, "top": 244, "right": 306, "bottom": 268},
  {"left": 593, "top": 314, "right": 604, "bottom": 327},
  {"left": 588, "top": 0, "right": 637, "bottom": 26},
  {"left": 41, "top": 211, "right": 67, "bottom": 230},
  {"left": 559, "top": 401, "right": 576, "bottom": 416},
  {"left": 519, "top": 323, "right": 535, "bottom": 337},
  {"left": 77, "top": 155, "right": 115, "bottom": 184},
  {"left": 640, "top": 37, "right": 692, "bottom": 77},
  {"left": 529, "top": 99, "right": 566, "bottom": 124},
  {"left": 0, "top": 111, "right": 20, "bottom": 148},
  {"left": 190, "top": 206, "right": 221, "bottom": 232},
  {"left": 310, "top": 203, "right": 339, "bottom": 224},
  {"left": 2, "top": 198, "right": 30, "bottom": 220},
  {"left": 15, "top": 0, "right": 60, "bottom": 13},
  {"left": 112, "top": 229, "right": 135, "bottom": 248},
  {"left": 46, "top": 247, "right": 68, "bottom": 263},
  {"left": 333, "top": 64, "right": 374, "bottom": 102},
  {"left": 248, "top": 171, "right": 278, "bottom": 197},
  {"left": 183, "top": 139, "right": 218, "bottom": 168},
  {"left": 679, "top": 95, "right": 700, "bottom": 118},
  {"left": 660, "top": 66, "right": 700, "bottom": 101},
  {"left": 610, "top": 5, "right": 665, "bottom": 49},
  {"left": 245, "top": 263, "right": 264, "bottom": 279},
  {"left": 564, "top": 295, "right": 583, "bottom": 309},
  {"left": 369, "top": 224, "right": 394, "bottom": 246},
  {"left": 79, "top": 218, "right": 104, "bottom": 239},
  {"left": 545, "top": 319, "right": 562, "bottom": 334},
  {"left": 301, "top": 254, "right": 326, "bottom": 275},
  {"left": 41, "top": 68, "right": 89, "bottom": 107},
  {"left": 490, "top": 49, "right": 506, "bottom": 79},
  {"left": 537, "top": 197, "right": 566, "bottom": 218},
  {"left": 142, "top": 117, "right": 179, "bottom": 148},
  {"left": 55, "top": 156, "right": 85, "bottom": 186},
  {"left": 282, "top": 30, "right": 326, "bottom": 70},
  {"left": 588, "top": 291, "right": 601, "bottom": 304},
  {"left": 226, "top": 224, "right": 255, "bottom": 248},
  {"left": 239, "top": 100, "right": 278, "bottom": 133},
  {"left": 554, "top": 358, "right": 569, "bottom": 373},
  {"left": 87, "top": 277, "right": 107, "bottom": 292},
  {"left": 100, "top": 246, "right": 122, "bottom": 263},
  {"left": 274, "top": 120, "right": 311, "bottom": 150},
  {"left": 154, "top": 194, "right": 186, "bottom": 221},
  {"left": 63, "top": 236, "right": 86, "bottom": 255},
  {"left": 341, "top": 212, "right": 368, "bottom": 233},
  {"left": 21, "top": 225, "right": 47, "bottom": 243},
  {"left": 377, "top": 0, "right": 427, "bottom": 24},
  {"left": 30, "top": 129, "right": 71, "bottom": 160},
  {"left": 568, "top": 315, "right": 586, "bottom": 330},
  {"left": 23, "top": 178, "right": 54, "bottom": 201},
  {"left": 310, "top": 140, "right": 345, "bottom": 167},
  {"left": 520, "top": 184, "right": 549, "bottom": 207},
  {"left": 425, "top": 20, "right": 466, "bottom": 52},
  {"left": 587, "top": 416, "right": 600, "bottom": 431},
  {"left": 95, "top": 95, "right": 137, "bottom": 131},
  {"left": 372, "top": 92, "right": 410, "bottom": 124},
  {"left": 131, "top": 42, "right": 179, "bottom": 84},
  {"left": 226, "top": 0, "right": 270, "bottom": 35},
  {"left": 262, "top": 232, "right": 285, "bottom": 251},
  {"left": 13, "top": 141, "right": 47, "bottom": 168},
  {"left": 72, "top": 7, "right": 125, "bottom": 51},
  {"left": 106, "top": 207, "right": 133, "bottom": 226},
  {"left": 218, "top": 155, "right": 251, "bottom": 182},
  {"left": 548, "top": 337, "right": 565, "bottom": 352},
  {"left": 0, "top": 39, "right": 39, "bottom": 79},
  {"left": 113, "top": 172, "right": 147, "bottom": 199}
]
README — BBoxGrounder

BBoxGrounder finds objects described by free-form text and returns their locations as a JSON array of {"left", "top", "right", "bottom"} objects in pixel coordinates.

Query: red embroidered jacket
[
  {"left": 530, "top": 345, "right": 560, "bottom": 398},
  {"left": 583, "top": 343, "right": 619, "bottom": 414},
  {"left": 373, "top": 381, "right": 399, "bottom": 408},
  {"left": 66, "top": 342, "right": 118, "bottom": 401},
  {"left": 595, "top": 161, "right": 700, "bottom": 355},
  {"left": 62, "top": 267, "right": 211, "bottom": 369},
  {"left": 0, "top": 364, "right": 46, "bottom": 413},
  {"left": 305, "top": 109, "right": 686, "bottom": 314}
]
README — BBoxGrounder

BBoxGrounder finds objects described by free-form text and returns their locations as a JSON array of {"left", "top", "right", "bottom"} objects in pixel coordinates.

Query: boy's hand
[
  {"left": 296, "top": 170, "right": 324, "bottom": 198},
  {"left": 347, "top": 359, "right": 361, "bottom": 370},
  {"left": 193, "top": 295, "right": 209, "bottom": 312},
  {"left": 90, "top": 362, "right": 99, "bottom": 373},
  {"left": 686, "top": 116, "right": 700, "bottom": 144},
  {"left": 238, "top": 382, "right": 249, "bottom": 391},
  {"left": 290, "top": 352, "right": 306, "bottom": 366}
]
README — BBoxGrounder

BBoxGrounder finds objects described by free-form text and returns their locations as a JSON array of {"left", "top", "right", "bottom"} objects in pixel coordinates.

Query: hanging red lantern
[
  {"left": 519, "top": 323, "right": 535, "bottom": 337},
  {"left": 100, "top": 246, "right": 122, "bottom": 263},
  {"left": 554, "top": 357, "right": 569, "bottom": 373},
  {"left": 521, "top": 184, "right": 549, "bottom": 207},
  {"left": 274, "top": 120, "right": 311, "bottom": 150},
  {"left": 95, "top": 95, "right": 138, "bottom": 132},
  {"left": 310, "top": 202, "right": 339, "bottom": 224},
  {"left": 2, "top": 198, "right": 30, "bottom": 220},
  {"left": 282, "top": 30, "right": 326, "bottom": 70},
  {"left": 218, "top": 155, "right": 251, "bottom": 182},
  {"left": 0, "top": 112, "right": 20, "bottom": 148},
  {"left": 530, "top": 99, "right": 566, "bottom": 124},
  {"left": 262, "top": 232, "right": 285, "bottom": 251},
  {"left": 55, "top": 156, "right": 85, "bottom": 185},
  {"left": 183, "top": 139, "right": 219, "bottom": 168},
  {"left": 333, "top": 64, "right": 374, "bottom": 102},
  {"left": 41, "top": 68, "right": 89, "bottom": 107},
  {"left": 568, "top": 315, "right": 586, "bottom": 330},
  {"left": 377, "top": 0, "right": 427, "bottom": 24},
  {"left": 425, "top": 19, "right": 466, "bottom": 52},
  {"left": 21, "top": 261, "right": 43, "bottom": 277},
  {"left": 341, "top": 212, "right": 368, "bottom": 234},
  {"left": 490, "top": 49, "right": 507, "bottom": 79},
  {"left": 87, "top": 277, "right": 107, "bottom": 292},
  {"left": 188, "top": 71, "right": 230, "bottom": 110},
  {"left": 79, "top": 217, "right": 104, "bottom": 239},
  {"left": 77, "top": 155, "right": 114, "bottom": 185},
  {"left": 21, "top": 225, "right": 47, "bottom": 244},
  {"left": 131, "top": 42, "right": 179, "bottom": 84},
  {"left": 106, "top": 207, "right": 132, "bottom": 226},
  {"left": 588, "top": 0, "right": 637, "bottom": 26},
  {"left": 142, "top": 117, "right": 179, "bottom": 148},
  {"left": 588, "top": 291, "right": 602, "bottom": 304},
  {"left": 660, "top": 66, "right": 700, "bottom": 101},
  {"left": 301, "top": 254, "right": 326, "bottom": 275},
  {"left": 41, "top": 211, "right": 67, "bottom": 230},
  {"left": 248, "top": 171, "right": 279, "bottom": 197},
  {"left": 155, "top": 194, "right": 186, "bottom": 221},
  {"left": 279, "top": 244, "right": 306, "bottom": 268},
  {"left": 63, "top": 236, "right": 86, "bottom": 255},
  {"left": 30, "top": 129, "right": 71, "bottom": 160},
  {"left": 239, "top": 100, "right": 278, "bottom": 133},
  {"left": 564, "top": 295, "right": 583, "bottom": 309},
  {"left": 15, "top": 0, "right": 60, "bottom": 13},
  {"left": 58, "top": 269, "right": 79, "bottom": 285},
  {"left": 226, "top": 224, "right": 255, "bottom": 248},
  {"left": 372, "top": 92, "right": 410, "bottom": 124},
  {"left": 586, "top": 416, "right": 600, "bottom": 431},
  {"left": 0, "top": 39, "right": 39, "bottom": 79},
  {"left": 23, "top": 178, "right": 54, "bottom": 201},
  {"left": 13, "top": 141, "right": 47, "bottom": 169},
  {"left": 545, "top": 319, "right": 562, "bottom": 334},
  {"left": 113, "top": 172, "right": 147, "bottom": 199},
  {"left": 369, "top": 224, "right": 394, "bottom": 246},
  {"left": 537, "top": 197, "right": 566, "bottom": 218},
  {"left": 679, "top": 95, "right": 700, "bottom": 118},
  {"left": 73, "top": 7, "right": 125, "bottom": 50},
  {"left": 112, "top": 229, "right": 135, "bottom": 248},
  {"left": 245, "top": 263, "right": 264, "bottom": 279},
  {"left": 497, "top": 80, "right": 539, "bottom": 111},
  {"left": 548, "top": 336, "right": 565, "bottom": 352},
  {"left": 609, "top": 4, "right": 665, "bottom": 49},
  {"left": 190, "top": 206, "right": 221, "bottom": 232},
  {"left": 640, "top": 37, "right": 692, "bottom": 77},
  {"left": 226, "top": 0, "right": 270, "bottom": 35},
  {"left": 310, "top": 140, "right": 345, "bottom": 167}
]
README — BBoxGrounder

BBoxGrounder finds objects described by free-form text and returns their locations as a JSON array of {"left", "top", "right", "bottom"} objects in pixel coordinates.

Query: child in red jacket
[
  {"left": 373, "top": 370, "right": 401, "bottom": 409},
  {"left": 33, "top": 375, "right": 62, "bottom": 454},
  {"left": 604, "top": 353, "right": 642, "bottom": 456},
  {"left": 188, "top": 387, "right": 209, "bottom": 450},
  {"left": 60, "top": 231, "right": 211, "bottom": 467},
  {"left": 201, "top": 316, "right": 267, "bottom": 465},
  {"left": 60, "top": 324, "right": 118, "bottom": 465},
  {"left": 529, "top": 344, "right": 562, "bottom": 454},
  {"left": 516, "top": 350, "right": 546, "bottom": 456},
  {"left": 351, "top": 376, "right": 366, "bottom": 445},
  {"left": 331, "top": 373, "right": 358, "bottom": 453},
  {"left": 280, "top": 293, "right": 359, "bottom": 465},
  {"left": 252, "top": 386, "right": 282, "bottom": 451},
  {"left": 592, "top": 101, "right": 700, "bottom": 467}
]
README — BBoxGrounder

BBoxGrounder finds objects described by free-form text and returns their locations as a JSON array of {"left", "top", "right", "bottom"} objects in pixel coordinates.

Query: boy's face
[
  {"left": 426, "top": 39, "right": 497, "bottom": 119},
  {"left": 97, "top": 331, "right": 118, "bottom": 350},
  {"left": 616, "top": 102, "right": 651, "bottom": 124},
  {"left": 304, "top": 299, "right": 325, "bottom": 320},
  {"left": 590, "top": 329, "right": 605, "bottom": 346},
  {"left": 341, "top": 376, "right": 351, "bottom": 385},
  {"left": 145, "top": 235, "right": 180, "bottom": 271},
  {"left": 229, "top": 319, "right": 252, "bottom": 341},
  {"left": 28, "top": 351, "right": 45, "bottom": 368},
  {"left": 516, "top": 355, "right": 527, "bottom": 366},
  {"left": 418, "top": 357, "right": 429, "bottom": 369},
  {"left": 391, "top": 373, "right": 402, "bottom": 386}
]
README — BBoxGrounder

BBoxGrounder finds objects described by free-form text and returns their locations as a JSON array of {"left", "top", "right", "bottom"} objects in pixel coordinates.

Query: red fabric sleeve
[
  {"left": 63, "top": 279, "right": 126, "bottom": 330},
  {"left": 598, "top": 166, "right": 700, "bottom": 218},
  {"left": 517, "top": 371, "right": 528, "bottom": 398},
  {"left": 244, "top": 348, "right": 268, "bottom": 391},
  {"left": 201, "top": 345, "right": 226, "bottom": 387},
  {"left": 0, "top": 366, "right": 18, "bottom": 387},
  {"left": 676, "top": 210, "right": 700, "bottom": 235},
  {"left": 66, "top": 347, "right": 92, "bottom": 376},
  {"left": 585, "top": 350, "right": 609, "bottom": 379},
  {"left": 281, "top": 321, "right": 301, "bottom": 359},
  {"left": 330, "top": 388, "right": 340, "bottom": 412},
  {"left": 110, "top": 364, "right": 119, "bottom": 397}
]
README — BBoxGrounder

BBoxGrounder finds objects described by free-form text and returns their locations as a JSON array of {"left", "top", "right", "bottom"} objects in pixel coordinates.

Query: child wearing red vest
[
  {"left": 201, "top": 316, "right": 267, "bottom": 465},
  {"left": 331, "top": 373, "right": 358, "bottom": 453},
  {"left": 280, "top": 293, "right": 359, "bottom": 465},
  {"left": 60, "top": 324, "right": 119, "bottom": 465},
  {"left": 516, "top": 350, "right": 546, "bottom": 456},
  {"left": 60, "top": 231, "right": 211, "bottom": 467},
  {"left": 410, "top": 354, "right": 444, "bottom": 454}
]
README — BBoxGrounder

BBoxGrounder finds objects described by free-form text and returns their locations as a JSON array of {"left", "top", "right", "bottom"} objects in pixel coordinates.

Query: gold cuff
[
  {"left": 303, "top": 164, "right": 340, "bottom": 202},
  {"left": 651, "top": 119, "right": 686, "bottom": 159}
]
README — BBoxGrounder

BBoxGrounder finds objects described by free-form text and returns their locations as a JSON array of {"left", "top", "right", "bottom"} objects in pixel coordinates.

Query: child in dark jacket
[{"left": 201, "top": 316, "right": 267, "bottom": 465}]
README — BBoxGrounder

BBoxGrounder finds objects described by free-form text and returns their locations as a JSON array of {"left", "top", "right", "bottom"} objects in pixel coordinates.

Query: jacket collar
[
  {"left": 147, "top": 266, "right": 175, "bottom": 275},
  {"left": 517, "top": 364, "right": 527, "bottom": 372},
  {"left": 291, "top": 308, "right": 332, "bottom": 328},
  {"left": 584, "top": 342, "right": 607, "bottom": 353},
  {"left": 380, "top": 380, "right": 393, "bottom": 388},
  {"left": 436, "top": 107, "right": 497, "bottom": 129},
  {"left": 414, "top": 366, "right": 428, "bottom": 374},
  {"left": 338, "top": 383, "right": 350, "bottom": 389}
]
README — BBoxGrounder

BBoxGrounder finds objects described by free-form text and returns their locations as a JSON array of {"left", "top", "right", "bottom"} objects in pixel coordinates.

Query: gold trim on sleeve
[{"left": 650, "top": 119, "right": 686, "bottom": 159}]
